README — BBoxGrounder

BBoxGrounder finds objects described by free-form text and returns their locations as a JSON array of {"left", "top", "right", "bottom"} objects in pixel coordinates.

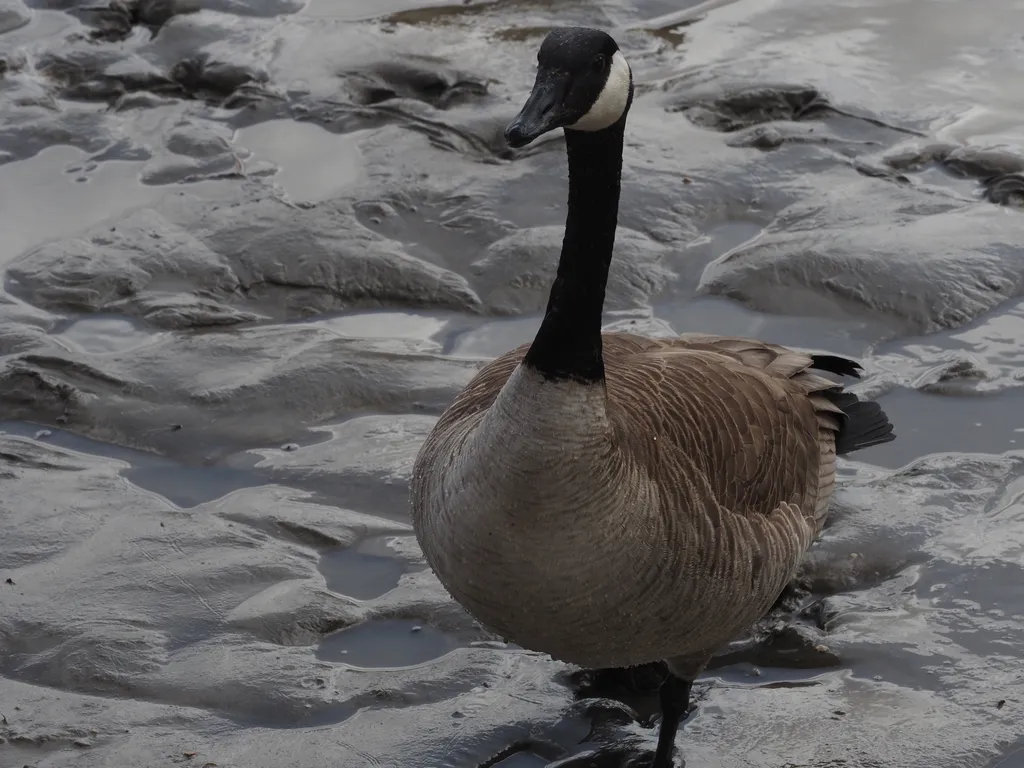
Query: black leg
[{"left": 651, "top": 674, "right": 692, "bottom": 768}]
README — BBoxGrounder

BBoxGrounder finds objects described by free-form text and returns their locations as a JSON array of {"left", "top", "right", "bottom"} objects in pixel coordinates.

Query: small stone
[
  {"left": 282, "top": 443, "right": 299, "bottom": 452},
  {"left": 35, "top": 429, "right": 51, "bottom": 438},
  {"left": 410, "top": 625, "right": 422, "bottom": 633},
  {"left": 73, "top": 738, "right": 92, "bottom": 747}
]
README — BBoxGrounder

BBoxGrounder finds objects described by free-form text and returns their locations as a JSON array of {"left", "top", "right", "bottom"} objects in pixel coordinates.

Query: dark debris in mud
[
  {"left": 667, "top": 82, "right": 829, "bottom": 132},
  {"left": 283, "top": 96, "right": 515, "bottom": 163},
  {"left": 882, "top": 142, "right": 1024, "bottom": 208},
  {"left": 981, "top": 173, "right": 1024, "bottom": 207},
  {"left": 74, "top": 0, "right": 199, "bottom": 41},
  {"left": 35, "top": 48, "right": 271, "bottom": 107},
  {"left": 342, "top": 59, "right": 490, "bottom": 110},
  {"left": 0, "top": 48, "right": 26, "bottom": 77},
  {"left": 665, "top": 81, "right": 927, "bottom": 160},
  {"left": 169, "top": 53, "right": 270, "bottom": 106}
]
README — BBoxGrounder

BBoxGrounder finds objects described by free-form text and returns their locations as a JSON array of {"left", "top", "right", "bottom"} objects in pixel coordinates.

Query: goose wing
[
  {"left": 429, "top": 330, "right": 870, "bottom": 534},
  {"left": 601, "top": 332, "right": 851, "bottom": 533}
]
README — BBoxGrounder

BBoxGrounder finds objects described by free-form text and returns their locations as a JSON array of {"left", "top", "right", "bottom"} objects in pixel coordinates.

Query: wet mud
[{"left": 2, "top": 0, "right": 1024, "bottom": 766}]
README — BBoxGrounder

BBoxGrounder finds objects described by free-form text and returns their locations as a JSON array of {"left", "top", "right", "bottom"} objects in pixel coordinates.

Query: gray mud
[{"left": 2, "top": 0, "right": 1024, "bottom": 766}]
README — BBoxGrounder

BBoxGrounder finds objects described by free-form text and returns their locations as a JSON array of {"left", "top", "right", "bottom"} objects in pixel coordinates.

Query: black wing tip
[
  {"left": 810, "top": 354, "right": 863, "bottom": 379},
  {"left": 825, "top": 391, "right": 896, "bottom": 455},
  {"left": 812, "top": 355, "right": 895, "bottom": 453}
]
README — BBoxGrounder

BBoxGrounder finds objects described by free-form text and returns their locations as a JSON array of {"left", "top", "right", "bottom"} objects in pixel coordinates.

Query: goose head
[{"left": 505, "top": 27, "right": 634, "bottom": 148}]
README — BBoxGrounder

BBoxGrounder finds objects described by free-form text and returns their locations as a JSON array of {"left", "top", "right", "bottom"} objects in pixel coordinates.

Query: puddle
[
  {"left": 316, "top": 618, "right": 464, "bottom": 668},
  {"left": 0, "top": 147, "right": 163, "bottom": 267},
  {"left": 703, "top": 218, "right": 764, "bottom": 255},
  {"left": 319, "top": 535, "right": 421, "bottom": 600},
  {"left": 448, "top": 294, "right": 890, "bottom": 363},
  {"left": 658, "top": 295, "right": 892, "bottom": 359},
  {"left": 446, "top": 314, "right": 539, "bottom": 358},
  {"left": 233, "top": 121, "right": 366, "bottom": 203},
  {"left": 0, "top": 421, "right": 263, "bottom": 508},
  {"left": 313, "top": 310, "right": 451, "bottom": 342},
  {"left": 987, "top": 741, "right": 1024, "bottom": 768},
  {"left": 879, "top": 297, "right": 1024, "bottom": 378},
  {"left": 858, "top": 388, "right": 1024, "bottom": 469},
  {"left": 916, "top": 164, "right": 984, "bottom": 198},
  {"left": 52, "top": 314, "right": 163, "bottom": 355}
]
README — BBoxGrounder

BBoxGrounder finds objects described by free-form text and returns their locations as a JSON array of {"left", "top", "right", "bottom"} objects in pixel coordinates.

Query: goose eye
[{"left": 591, "top": 54, "right": 606, "bottom": 73}]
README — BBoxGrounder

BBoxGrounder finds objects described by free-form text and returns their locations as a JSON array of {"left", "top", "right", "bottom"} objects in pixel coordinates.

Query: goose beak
[{"left": 505, "top": 74, "right": 566, "bottom": 148}]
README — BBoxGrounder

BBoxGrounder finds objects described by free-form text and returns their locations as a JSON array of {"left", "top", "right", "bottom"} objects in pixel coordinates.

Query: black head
[{"left": 504, "top": 27, "right": 633, "bottom": 149}]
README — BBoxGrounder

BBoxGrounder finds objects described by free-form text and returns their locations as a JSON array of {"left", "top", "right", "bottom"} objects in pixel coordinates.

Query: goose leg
[{"left": 651, "top": 674, "right": 692, "bottom": 768}]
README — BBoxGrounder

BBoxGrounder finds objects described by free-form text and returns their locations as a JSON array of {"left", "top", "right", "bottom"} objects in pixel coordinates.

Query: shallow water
[
  {"left": 317, "top": 618, "right": 465, "bottom": 667},
  {"left": 2, "top": 0, "right": 1024, "bottom": 766}
]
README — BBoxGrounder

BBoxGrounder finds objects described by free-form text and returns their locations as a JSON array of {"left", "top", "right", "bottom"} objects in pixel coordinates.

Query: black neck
[{"left": 522, "top": 121, "right": 626, "bottom": 383}]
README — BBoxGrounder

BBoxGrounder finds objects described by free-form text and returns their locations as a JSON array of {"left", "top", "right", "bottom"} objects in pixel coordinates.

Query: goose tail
[{"left": 825, "top": 390, "right": 896, "bottom": 454}]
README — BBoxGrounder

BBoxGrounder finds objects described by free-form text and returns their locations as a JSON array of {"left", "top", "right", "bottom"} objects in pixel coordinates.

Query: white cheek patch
[{"left": 568, "top": 50, "right": 632, "bottom": 132}]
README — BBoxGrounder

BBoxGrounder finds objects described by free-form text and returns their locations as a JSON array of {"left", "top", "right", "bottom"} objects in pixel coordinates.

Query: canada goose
[{"left": 410, "top": 27, "right": 896, "bottom": 768}]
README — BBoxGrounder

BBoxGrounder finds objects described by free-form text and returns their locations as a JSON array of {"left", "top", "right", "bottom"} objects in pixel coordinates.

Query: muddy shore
[{"left": 2, "top": 0, "right": 1024, "bottom": 766}]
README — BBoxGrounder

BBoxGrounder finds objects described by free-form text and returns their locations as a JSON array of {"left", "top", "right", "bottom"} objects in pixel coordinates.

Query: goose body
[
  {"left": 410, "top": 27, "right": 895, "bottom": 767},
  {"left": 414, "top": 333, "right": 872, "bottom": 672}
]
